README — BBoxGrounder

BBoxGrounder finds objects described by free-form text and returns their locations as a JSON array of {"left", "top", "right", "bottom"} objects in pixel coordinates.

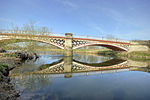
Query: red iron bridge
[{"left": 0, "top": 32, "right": 130, "bottom": 52}]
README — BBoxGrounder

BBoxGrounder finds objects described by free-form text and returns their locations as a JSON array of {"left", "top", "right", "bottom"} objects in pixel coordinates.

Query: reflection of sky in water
[
  {"left": 12, "top": 51, "right": 113, "bottom": 73},
  {"left": 73, "top": 54, "right": 113, "bottom": 63},
  {"left": 18, "top": 55, "right": 62, "bottom": 72},
  {"left": 34, "top": 55, "right": 62, "bottom": 65},
  {"left": 10, "top": 51, "right": 150, "bottom": 100},
  {"left": 12, "top": 71, "right": 150, "bottom": 100},
  {"left": 11, "top": 51, "right": 63, "bottom": 73}
]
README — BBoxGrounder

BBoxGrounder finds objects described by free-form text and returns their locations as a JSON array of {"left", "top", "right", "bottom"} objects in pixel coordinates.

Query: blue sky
[{"left": 0, "top": 0, "right": 150, "bottom": 40}]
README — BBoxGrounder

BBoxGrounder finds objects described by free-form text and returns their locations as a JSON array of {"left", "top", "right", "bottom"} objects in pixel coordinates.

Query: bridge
[
  {"left": 0, "top": 32, "right": 149, "bottom": 56},
  {"left": 10, "top": 57, "right": 150, "bottom": 78},
  {"left": 34, "top": 57, "right": 130, "bottom": 78},
  {"left": 10, "top": 57, "right": 130, "bottom": 78}
]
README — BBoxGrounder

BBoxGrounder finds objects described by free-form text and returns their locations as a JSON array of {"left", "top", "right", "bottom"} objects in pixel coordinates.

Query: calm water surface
[{"left": 10, "top": 51, "right": 150, "bottom": 100}]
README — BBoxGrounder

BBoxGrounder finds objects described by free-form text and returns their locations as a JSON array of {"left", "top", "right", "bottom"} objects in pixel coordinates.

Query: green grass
[
  {"left": 128, "top": 51, "right": 150, "bottom": 61},
  {"left": 97, "top": 50, "right": 117, "bottom": 57},
  {"left": 38, "top": 59, "right": 63, "bottom": 70},
  {"left": 129, "top": 51, "right": 150, "bottom": 56},
  {"left": 97, "top": 50, "right": 150, "bottom": 61},
  {"left": 2, "top": 53, "right": 17, "bottom": 57},
  {"left": 130, "top": 57, "right": 150, "bottom": 61},
  {"left": 116, "top": 51, "right": 150, "bottom": 61},
  {"left": 0, "top": 62, "right": 9, "bottom": 73}
]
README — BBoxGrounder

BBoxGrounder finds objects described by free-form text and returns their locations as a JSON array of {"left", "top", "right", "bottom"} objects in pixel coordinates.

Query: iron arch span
[
  {"left": 73, "top": 43, "right": 128, "bottom": 51},
  {"left": 0, "top": 38, "right": 64, "bottom": 49}
]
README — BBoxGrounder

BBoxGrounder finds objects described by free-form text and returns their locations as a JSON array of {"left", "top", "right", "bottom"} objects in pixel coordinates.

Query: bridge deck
[{"left": 0, "top": 33, "right": 130, "bottom": 45}]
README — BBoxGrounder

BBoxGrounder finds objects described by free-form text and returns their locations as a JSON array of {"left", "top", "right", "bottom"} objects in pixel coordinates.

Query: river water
[{"left": 10, "top": 51, "right": 150, "bottom": 100}]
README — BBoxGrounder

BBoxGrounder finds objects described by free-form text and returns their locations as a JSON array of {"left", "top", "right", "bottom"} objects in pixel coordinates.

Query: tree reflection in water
[
  {"left": 12, "top": 74, "right": 52, "bottom": 92},
  {"left": 73, "top": 53, "right": 113, "bottom": 64}
]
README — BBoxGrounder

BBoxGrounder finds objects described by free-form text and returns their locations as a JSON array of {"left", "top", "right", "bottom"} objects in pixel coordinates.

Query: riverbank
[
  {"left": 0, "top": 52, "right": 22, "bottom": 100},
  {"left": 98, "top": 50, "right": 150, "bottom": 61},
  {"left": 117, "top": 51, "right": 150, "bottom": 61},
  {"left": 0, "top": 50, "right": 39, "bottom": 100},
  {"left": 0, "top": 63, "right": 20, "bottom": 100}
]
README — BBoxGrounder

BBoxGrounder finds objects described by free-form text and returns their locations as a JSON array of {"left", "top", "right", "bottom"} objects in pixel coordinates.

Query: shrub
[{"left": 0, "top": 62, "right": 9, "bottom": 73}]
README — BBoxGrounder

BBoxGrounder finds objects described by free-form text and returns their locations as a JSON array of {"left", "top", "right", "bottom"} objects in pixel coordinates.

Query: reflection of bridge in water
[
  {"left": 35, "top": 57, "right": 130, "bottom": 78},
  {"left": 10, "top": 58, "right": 150, "bottom": 78}
]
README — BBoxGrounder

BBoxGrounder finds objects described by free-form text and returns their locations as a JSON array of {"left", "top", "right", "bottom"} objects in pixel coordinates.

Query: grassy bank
[
  {"left": 38, "top": 59, "right": 63, "bottom": 70},
  {"left": 97, "top": 50, "right": 150, "bottom": 60},
  {"left": 117, "top": 51, "right": 150, "bottom": 61},
  {"left": 97, "top": 50, "right": 117, "bottom": 57},
  {"left": 0, "top": 62, "right": 9, "bottom": 74},
  {"left": 0, "top": 52, "right": 17, "bottom": 58},
  {"left": 0, "top": 62, "right": 20, "bottom": 100}
]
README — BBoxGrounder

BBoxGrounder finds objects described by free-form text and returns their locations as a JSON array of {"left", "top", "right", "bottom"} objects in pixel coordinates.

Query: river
[{"left": 10, "top": 51, "right": 150, "bottom": 100}]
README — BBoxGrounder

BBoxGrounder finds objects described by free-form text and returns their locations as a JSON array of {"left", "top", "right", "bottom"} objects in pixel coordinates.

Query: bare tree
[{"left": 106, "top": 34, "right": 115, "bottom": 40}]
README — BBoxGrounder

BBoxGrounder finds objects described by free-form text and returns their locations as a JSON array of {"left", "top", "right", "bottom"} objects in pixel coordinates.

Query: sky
[{"left": 0, "top": 0, "right": 150, "bottom": 40}]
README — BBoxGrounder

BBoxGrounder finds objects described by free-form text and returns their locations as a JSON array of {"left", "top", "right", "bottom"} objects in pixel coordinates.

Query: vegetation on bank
[
  {"left": 0, "top": 62, "right": 9, "bottom": 74},
  {"left": 38, "top": 59, "right": 63, "bottom": 70},
  {"left": 1, "top": 53, "right": 17, "bottom": 58},
  {"left": 0, "top": 62, "right": 20, "bottom": 100},
  {"left": 97, "top": 50, "right": 117, "bottom": 56},
  {"left": 117, "top": 51, "right": 150, "bottom": 61},
  {"left": 97, "top": 50, "right": 150, "bottom": 60}
]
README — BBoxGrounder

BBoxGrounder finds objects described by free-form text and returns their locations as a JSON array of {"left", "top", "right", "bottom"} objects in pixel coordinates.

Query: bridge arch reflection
[{"left": 36, "top": 57, "right": 129, "bottom": 78}]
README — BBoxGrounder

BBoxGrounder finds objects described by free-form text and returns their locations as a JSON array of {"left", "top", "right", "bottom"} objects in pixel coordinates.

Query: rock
[
  {"left": 15, "top": 51, "right": 37, "bottom": 60},
  {"left": 34, "top": 52, "right": 39, "bottom": 58},
  {"left": 28, "top": 52, "right": 34, "bottom": 60}
]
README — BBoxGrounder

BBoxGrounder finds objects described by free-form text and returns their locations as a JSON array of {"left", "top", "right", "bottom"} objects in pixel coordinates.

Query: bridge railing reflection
[{"left": 35, "top": 57, "right": 130, "bottom": 78}]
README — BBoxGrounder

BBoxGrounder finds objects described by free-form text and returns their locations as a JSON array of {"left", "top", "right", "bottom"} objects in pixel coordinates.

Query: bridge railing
[
  {"left": 0, "top": 31, "right": 65, "bottom": 37},
  {"left": 73, "top": 35, "right": 130, "bottom": 43},
  {"left": 0, "top": 31, "right": 66, "bottom": 38},
  {"left": 0, "top": 31, "right": 129, "bottom": 43},
  {"left": 48, "top": 33, "right": 65, "bottom": 37}
]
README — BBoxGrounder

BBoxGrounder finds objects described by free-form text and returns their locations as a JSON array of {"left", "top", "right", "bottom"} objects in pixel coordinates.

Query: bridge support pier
[
  {"left": 64, "top": 33, "right": 73, "bottom": 56},
  {"left": 64, "top": 57, "right": 72, "bottom": 78}
]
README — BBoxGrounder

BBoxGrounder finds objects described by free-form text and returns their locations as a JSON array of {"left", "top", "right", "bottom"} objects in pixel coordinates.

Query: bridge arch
[
  {"left": 0, "top": 37, "right": 64, "bottom": 49},
  {"left": 73, "top": 43, "right": 128, "bottom": 51}
]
